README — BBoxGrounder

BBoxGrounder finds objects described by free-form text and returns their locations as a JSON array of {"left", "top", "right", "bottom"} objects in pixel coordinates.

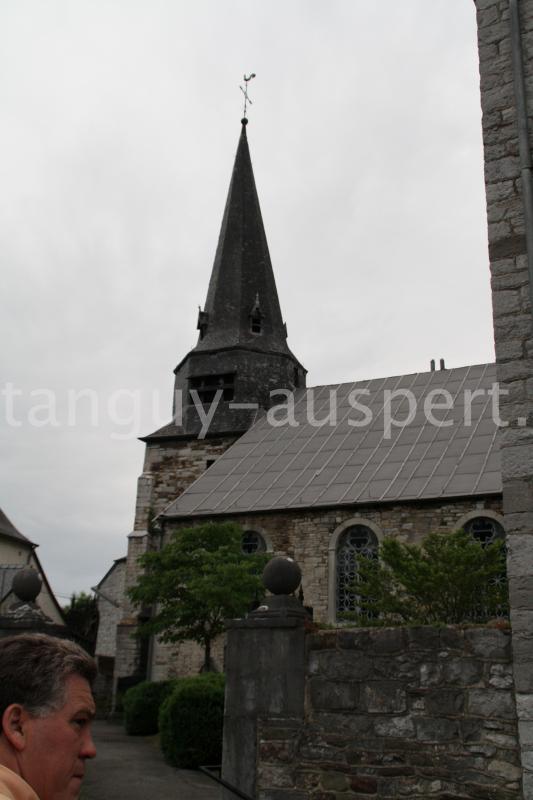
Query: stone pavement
[{"left": 80, "top": 720, "right": 221, "bottom": 800}]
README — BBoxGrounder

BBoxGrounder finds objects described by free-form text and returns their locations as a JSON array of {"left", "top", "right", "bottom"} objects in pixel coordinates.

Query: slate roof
[
  {"left": 190, "top": 119, "right": 295, "bottom": 358},
  {"left": 0, "top": 566, "right": 23, "bottom": 602},
  {"left": 0, "top": 508, "right": 34, "bottom": 545},
  {"left": 161, "top": 363, "right": 501, "bottom": 519}
]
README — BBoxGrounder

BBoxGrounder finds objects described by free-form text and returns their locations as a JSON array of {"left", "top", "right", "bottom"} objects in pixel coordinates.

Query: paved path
[{"left": 81, "top": 720, "right": 221, "bottom": 800}]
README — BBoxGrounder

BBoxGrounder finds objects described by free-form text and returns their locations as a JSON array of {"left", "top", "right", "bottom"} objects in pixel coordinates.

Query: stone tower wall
[
  {"left": 115, "top": 433, "right": 238, "bottom": 682},
  {"left": 475, "top": 0, "right": 533, "bottom": 794}
]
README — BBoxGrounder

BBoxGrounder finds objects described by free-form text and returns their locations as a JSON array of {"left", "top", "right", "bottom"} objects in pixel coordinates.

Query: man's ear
[{"left": 1, "top": 705, "right": 28, "bottom": 752}]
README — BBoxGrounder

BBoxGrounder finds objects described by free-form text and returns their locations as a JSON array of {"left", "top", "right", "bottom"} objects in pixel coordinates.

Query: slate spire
[
  {"left": 145, "top": 118, "right": 306, "bottom": 441},
  {"left": 193, "top": 119, "right": 292, "bottom": 355}
]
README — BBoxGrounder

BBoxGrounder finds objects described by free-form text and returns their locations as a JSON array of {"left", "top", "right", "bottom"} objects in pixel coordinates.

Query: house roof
[
  {"left": 0, "top": 566, "right": 24, "bottom": 602},
  {"left": 0, "top": 508, "right": 34, "bottom": 546},
  {"left": 95, "top": 556, "right": 126, "bottom": 590},
  {"left": 161, "top": 363, "right": 501, "bottom": 519}
]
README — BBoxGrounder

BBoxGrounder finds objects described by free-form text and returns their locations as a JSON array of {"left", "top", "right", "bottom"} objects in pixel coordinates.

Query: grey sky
[{"left": 0, "top": 1, "right": 493, "bottom": 601}]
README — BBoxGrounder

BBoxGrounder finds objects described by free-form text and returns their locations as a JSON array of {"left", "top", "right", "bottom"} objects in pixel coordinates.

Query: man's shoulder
[{"left": 0, "top": 765, "right": 39, "bottom": 800}]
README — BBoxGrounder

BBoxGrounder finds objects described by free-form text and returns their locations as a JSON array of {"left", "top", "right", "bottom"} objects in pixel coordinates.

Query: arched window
[
  {"left": 241, "top": 530, "right": 266, "bottom": 555},
  {"left": 461, "top": 515, "right": 507, "bottom": 621},
  {"left": 250, "top": 312, "right": 262, "bottom": 334},
  {"left": 336, "top": 525, "right": 378, "bottom": 617},
  {"left": 463, "top": 516, "right": 505, "bottom": 547}
]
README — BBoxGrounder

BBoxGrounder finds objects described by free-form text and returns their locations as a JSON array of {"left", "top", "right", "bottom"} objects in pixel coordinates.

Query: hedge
[
  {"left": 123, "top": 680, "right": 176, "bottom": 735},
  {"left": 159, "top": 673, "right": 225, "bottom": 768}
]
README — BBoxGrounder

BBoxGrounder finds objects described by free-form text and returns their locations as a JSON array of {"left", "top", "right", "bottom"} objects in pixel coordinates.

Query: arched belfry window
[
  {"left": 241, "top": 530, "right": 266, "bottom": 554},
  {"left": 463, "top": 516, "right": 505, "bottom": 547},
  {"left": 336, "top": 525, "right": 378, "bottom": 617}
]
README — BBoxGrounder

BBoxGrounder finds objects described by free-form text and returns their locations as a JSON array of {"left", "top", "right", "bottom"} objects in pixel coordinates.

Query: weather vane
[{"left": 240, "top": 73, "right": 256, "bottom": 119}]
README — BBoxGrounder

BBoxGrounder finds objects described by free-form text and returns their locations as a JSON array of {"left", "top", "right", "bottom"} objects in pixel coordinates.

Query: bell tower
[
  {"left": 115, "top": 118, "right": 306, "bottom": 684},
  {"left": 171, "top": 117, "right": 306, "bottom": 437}
]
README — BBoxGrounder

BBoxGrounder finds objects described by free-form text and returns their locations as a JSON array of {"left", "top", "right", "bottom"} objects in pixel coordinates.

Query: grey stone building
[
  {"left": 110, "top": 113, "right": 508, "bottom": 684},
  {"left": 0, "top": 506, "right": 65, "bottom": 625},
  {"left": 100, "top": 1, "right": 533, "bottom": 792},
  {"left": 92, "top": 556, "right": 126, "bottom": 709},
  {"left": 115, "top": 119, "right": 308, "bottom": 682}
]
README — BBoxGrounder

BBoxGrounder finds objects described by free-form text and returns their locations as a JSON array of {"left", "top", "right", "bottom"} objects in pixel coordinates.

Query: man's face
[{"left": 20, "top": 673, "right": 96, "bottom": 800}]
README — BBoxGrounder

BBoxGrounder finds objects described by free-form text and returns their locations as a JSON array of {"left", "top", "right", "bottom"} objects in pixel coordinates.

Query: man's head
[{"left": 0, "top": 633, "right": 97, "bottom": 800}]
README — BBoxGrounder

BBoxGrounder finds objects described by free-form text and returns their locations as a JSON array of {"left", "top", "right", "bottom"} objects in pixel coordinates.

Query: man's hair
[{"left": 0, "top": 633, "right": 96, "bottom": 718}]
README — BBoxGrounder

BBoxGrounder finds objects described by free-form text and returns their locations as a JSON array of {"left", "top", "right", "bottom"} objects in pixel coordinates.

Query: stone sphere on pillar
[
  {"left": 12, "top": 568, "right": 42, "bottom": 602},
  {"left": 262, "top": 556, "right": 302, "bottom": 595}
]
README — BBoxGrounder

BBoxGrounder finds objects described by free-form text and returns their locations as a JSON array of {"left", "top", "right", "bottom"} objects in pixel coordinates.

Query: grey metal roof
[{"left": 162, "top": 363, "right": 501, "bottom": 519}]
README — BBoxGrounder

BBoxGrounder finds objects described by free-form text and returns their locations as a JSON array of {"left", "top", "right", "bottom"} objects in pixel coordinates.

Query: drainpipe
[{"left": 509, "top": 0, "right": 533, "bottom": 317}]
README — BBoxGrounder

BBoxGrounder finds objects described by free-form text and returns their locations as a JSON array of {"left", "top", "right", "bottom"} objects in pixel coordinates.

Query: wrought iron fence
[{"left": 199, "top": 765, "right": 255, "bottom": 800}]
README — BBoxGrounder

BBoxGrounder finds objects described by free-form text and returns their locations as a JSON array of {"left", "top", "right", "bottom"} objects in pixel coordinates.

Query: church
[{"left": 106, "top": 116, "right": 503, "bottom": 686}]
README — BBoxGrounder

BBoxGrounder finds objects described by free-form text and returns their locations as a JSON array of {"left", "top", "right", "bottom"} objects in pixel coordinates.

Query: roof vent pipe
[
  {"left": 430, "top": 359, "right": 435, "bottom": 372},
  {"left": 440, "top": 358, "right": 446, "bottom": 370}
]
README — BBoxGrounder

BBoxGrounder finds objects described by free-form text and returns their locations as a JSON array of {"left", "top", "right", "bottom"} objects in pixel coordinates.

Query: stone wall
[
  {"left": 256, "top": 626, "right": 521, "bottom": 799},
  {"left": 124, "top": 434, "right": 239, "bottom": 617},
  {"left": 164, "top": 494, "right": 502, "bottom": 628},
  {"left": 134, "top": 434, "right": 238, "bottom": 530},
  {"left": 116, "top": 433, "right": 238, "bottom": 679},
  {"left": 95, "top": 558, "right": 125, "bottom": 660},
  {"left": 149, "top": 634, "right": 225, "bottom": 682},
  {"left": 475, "top": 0, "right": 533, "bottom": 794}
]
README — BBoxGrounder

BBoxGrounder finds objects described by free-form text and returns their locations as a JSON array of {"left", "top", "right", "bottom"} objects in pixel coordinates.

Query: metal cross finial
[{"left": 240, "top": 73, "right": 256, "bottom": 119}]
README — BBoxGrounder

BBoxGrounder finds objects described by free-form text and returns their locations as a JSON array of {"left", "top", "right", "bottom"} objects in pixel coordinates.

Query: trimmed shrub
[
  {"left": 123, "top": 680, "right": 176, "bottom": 735},
  {"left": 159, "top": 673, "right": 225, "bottom": 768}
]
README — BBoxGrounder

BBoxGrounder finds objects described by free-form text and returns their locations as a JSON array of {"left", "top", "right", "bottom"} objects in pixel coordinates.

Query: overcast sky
[{"left": 0, "top": 0, "right": 493, "bottom": 601}]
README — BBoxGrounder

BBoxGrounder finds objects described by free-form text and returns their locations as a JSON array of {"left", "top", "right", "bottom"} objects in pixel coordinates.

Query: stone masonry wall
[
  {"left": 134, "top": 435, "right": 238, "bottom": 530},
  {"left": 165, "top": 494, "right": 502, "bottom": 628},
  {"left": 124, "top": 435, "right": 238, "bottom": 619},
  {"left": 257, "top": 626, "right": 521, "bottom": 799},
  {"left": 95, "top": 559, "right": 125, "bottom": 660},
  {"left": 150, "top": 634, "right": 225, "bottom": 682},
  {"left": 150, "top": 495, "right": 502, "bottom": 682},
  {"left": 117, "top": 434, "right": 239, "bottom": 680},
  {"left": 475, "top": 0, "right": 533, "bottom": 794}
]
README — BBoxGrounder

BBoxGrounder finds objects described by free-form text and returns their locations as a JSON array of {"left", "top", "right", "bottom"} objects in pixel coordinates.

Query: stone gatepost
[
  {"left": 0, "top": 567, "right": 69, "bottom": 639},
  {"left": 221, "top": 557, "right": 307, "bottom": 798}
]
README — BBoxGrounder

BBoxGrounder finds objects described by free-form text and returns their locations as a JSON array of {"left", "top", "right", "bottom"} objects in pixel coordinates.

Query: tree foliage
[
  {"left": 128, "top": 522, "right": 267, "bottom": 670},
  {"left": 62, "top": 591, "right": 99, "bottom": 653},
  {"left": 346, "top": 530, "right": 508, "bottom": 626}
]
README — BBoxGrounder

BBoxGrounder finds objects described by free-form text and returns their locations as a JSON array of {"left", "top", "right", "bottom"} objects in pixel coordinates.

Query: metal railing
[{"left": 199, "top": 765, "right": 255, "bottom": 800}]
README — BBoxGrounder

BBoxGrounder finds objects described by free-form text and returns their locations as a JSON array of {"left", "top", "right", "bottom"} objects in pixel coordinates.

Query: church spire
[
  {"left": 194, "top": 119, "right": 291, "bottom": 355},
  {"left": 151, "top": 116, "right": 307, "bottom": 440}
]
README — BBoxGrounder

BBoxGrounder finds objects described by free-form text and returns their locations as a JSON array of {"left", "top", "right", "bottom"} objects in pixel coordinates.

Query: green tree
[
  {"left": 128, "top": 522, "right": 268, "bottom": 671},
  {"left": 346, "top": 530, "right": 508, "bottom": 626},
  {"left": 62, "top": 592, "right": 99, "bottom": 653}
]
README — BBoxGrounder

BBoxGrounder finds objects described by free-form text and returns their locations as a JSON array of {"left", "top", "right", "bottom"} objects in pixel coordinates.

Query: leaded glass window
[
  {"left": 336, "top": 525, "right": 378, "bottom": 617},
  {"left": 464, "top": 517, "right": 504, "bottom": 547},
  {"left": 464, "top": 516, "right": 507, "bottom": 620},
  {"left": 242, "top": 530, "right": 266, "bottom": 555}
]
